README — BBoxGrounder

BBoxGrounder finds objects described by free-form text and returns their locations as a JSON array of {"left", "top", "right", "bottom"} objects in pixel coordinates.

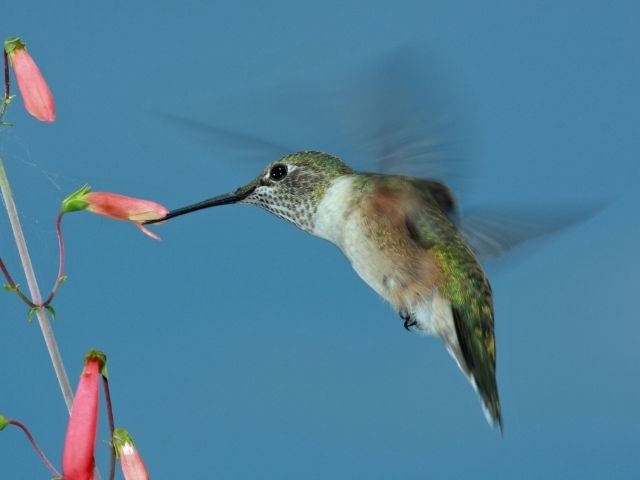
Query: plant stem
[
  {"left": 3, "top": 49, "right": 8, "bottom": 99},
  {"left": 0, "top": 157, "right": 74, "bottom": 411},
  {"left": 8, "top": 418, "right": 62, "bottom": 477},
  {"left": 0, "top": 256, "right": 36, "bottom": 306},
  {"left": 42, "top": 211, "right": 66, "bottom": 306},
  {"left": 1, "top": 211, "right": 67, "bottom": 307},
  {"left": 102, "top": 376, "right": 116, "bottom": 480},
  {"left": 0, "top": 49, "right": 13, "bottom": 122}
]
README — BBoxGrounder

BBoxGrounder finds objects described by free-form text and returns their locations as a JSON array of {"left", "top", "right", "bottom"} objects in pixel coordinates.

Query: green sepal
[
  {"left": 0, "top": 415, "right": 8, "bottom": 431},
  {"left": 3, "top": 283, "right": 17, "bottom": 292},
  {"left": 84, "top": 349, "right": 108, "bottom": 378},
  {"left": 112, "top": 427, "right": 136, "bottom": 458},
  {"left": 60, "top": 184, "right": 92, "bottom": 213},
  {"left": 26, "top": 306, "right": 56, "bottom": 322},
  {"left": 45, "top": 305, "right": 56, "bottom": 320},
  {"left": 3, "top": 37, "right": 26, "bottom": 57}
]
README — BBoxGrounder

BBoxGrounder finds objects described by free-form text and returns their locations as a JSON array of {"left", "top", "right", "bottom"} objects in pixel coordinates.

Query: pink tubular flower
[
  {"left": 4, "top": 37, "right": 55, "bottom": 122},
  {"left": 113, "top": 428, "right": 150, "bottom": 480},
  {"left": 62, "top": 350, "right": 107, "bottom": 480},
  {"left": 62, "top": 184, "right": 169, "bottom": 240}
]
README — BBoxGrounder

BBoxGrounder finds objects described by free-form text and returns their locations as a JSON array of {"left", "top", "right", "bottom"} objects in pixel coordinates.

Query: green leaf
[
  {"left": 59, "top": 275, "right": 69, "bottom": 284},
  {"left": 0, "top": 415, "right": 8, "bottom": 431},
  {"left": 27, "top": 307, "right": 36, "bottom": 322},
  {"left": 2, "top": 283, "right": 17, "bottom": 292},
  {"left": 45, "top": 305, "right": 56, "bottom": 321}
]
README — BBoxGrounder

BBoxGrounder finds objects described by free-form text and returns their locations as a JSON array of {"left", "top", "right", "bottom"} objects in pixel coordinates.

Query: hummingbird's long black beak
[{"left": 144, "top": 183, "right": 257, "bottom": 224}]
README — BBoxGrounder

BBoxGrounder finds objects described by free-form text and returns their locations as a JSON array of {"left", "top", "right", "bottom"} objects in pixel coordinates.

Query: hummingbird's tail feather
[{"left": 450, "top": 307, "right": 503, "bottom": 431}]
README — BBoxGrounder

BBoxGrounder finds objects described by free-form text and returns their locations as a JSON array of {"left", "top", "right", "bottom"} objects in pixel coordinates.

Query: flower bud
[
  {"left": 113, "top": 428, "right": 149, "bottom": 480},
  {"left": 62, "top": 184, "right": 168, "bottom": 240},
  {"left": 0, "top": 415, "right": 8, "bottom": 431},
  {"left": 62, "top": 350, "right": 107, "bottom": 480},
  {"left": 4, "top": 37, "right": 55, "bottom": 122}
]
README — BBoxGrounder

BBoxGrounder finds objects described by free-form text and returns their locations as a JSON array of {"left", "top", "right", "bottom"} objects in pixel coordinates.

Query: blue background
[{"left": 2, "top": 1, "right": 638, "bottom": 479}]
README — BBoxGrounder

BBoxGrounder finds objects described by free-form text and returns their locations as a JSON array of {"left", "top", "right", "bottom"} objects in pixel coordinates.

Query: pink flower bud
[
  {"left": 113, "top": 428, "right": 150, "bottom": 480},
  {"left": 62, "top": 351, "right": 107, "bottom": 480},
  {"left": 4, "top": 37, "right": 55, "bottom": 122},
  {"left": 61, "top": 185, "right": 168, "bottom": 240}
]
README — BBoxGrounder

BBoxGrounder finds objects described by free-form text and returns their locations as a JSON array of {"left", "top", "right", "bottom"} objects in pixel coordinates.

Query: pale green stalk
[{"left": 0, "top": 157, "right": 73, "bottom": 411}]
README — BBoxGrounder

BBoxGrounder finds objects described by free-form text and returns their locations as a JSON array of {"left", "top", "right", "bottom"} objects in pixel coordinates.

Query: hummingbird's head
[{"left": 154, "top": 151, "right": 353, "bottom": 232}]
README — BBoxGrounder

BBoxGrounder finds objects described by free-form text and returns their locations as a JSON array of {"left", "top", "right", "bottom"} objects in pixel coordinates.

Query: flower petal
[{"left": 135, "top": 223, "right": 161, "bottom": 240}]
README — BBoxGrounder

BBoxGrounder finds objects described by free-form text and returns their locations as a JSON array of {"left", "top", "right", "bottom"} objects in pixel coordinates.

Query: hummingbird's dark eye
[{"left": 269, "top": 164, "right": 288, "bottom": 181}]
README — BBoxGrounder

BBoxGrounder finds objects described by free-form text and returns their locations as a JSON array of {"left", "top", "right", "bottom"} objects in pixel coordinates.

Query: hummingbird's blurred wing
[
  {"left": 352, "top": 48, "right": 608, "bottom": 259},
  {"left": 337, "top": 46, "right": 474, "bottom": 191},
  {"left": 407, "top": 178, "right": 458, "bottom": 217},
  {"left": 457, "top": 203, "right": 606, "bottom": 259},
  {"left": 151, "top": 111, "right": 293, "bottom": 163},
  {"left": 151, "top": 46, "right": 472, "bottom": 188}
]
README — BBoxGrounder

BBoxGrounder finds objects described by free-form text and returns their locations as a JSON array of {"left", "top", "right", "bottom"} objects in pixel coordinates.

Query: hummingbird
[{"left": 149, "top": 150, "right": 504, "bottom": 430}]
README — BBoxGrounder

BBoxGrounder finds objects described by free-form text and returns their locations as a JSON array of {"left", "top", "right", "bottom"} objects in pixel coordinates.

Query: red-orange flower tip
[
  {"left": 62, "top": 353, "right": 104, "bottom": 480},
  {"left": 62, "top": 184, "right": 169, "bottom": 240},
  {"left": 4, "top": 37, "right": 55, "bottom": 122},
  {"left": 113, "top": 428, "right": 150, "bottom": 480}
]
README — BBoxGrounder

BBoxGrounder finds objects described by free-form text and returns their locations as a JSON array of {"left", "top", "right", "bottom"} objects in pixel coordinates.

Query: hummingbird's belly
[
  {"left": 343, "top": 221, "right": 456, "bottom": 342},
  {"left": 314, "top": 175, "right": 444, "bottom": 328},
  {"left": 341, "top": 219, "right": 395, "bottom": 300},
  {"left": 341, "top": 210, "right": 435, "bottom": 308}
]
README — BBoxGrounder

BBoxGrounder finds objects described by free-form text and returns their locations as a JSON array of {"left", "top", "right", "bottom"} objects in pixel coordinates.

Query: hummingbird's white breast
[
  {"left": 313, "top": 175, "right": 394, "bottom": 297},
  {"left": 312, "top": 176, "right": 355, "bottom": 246}
]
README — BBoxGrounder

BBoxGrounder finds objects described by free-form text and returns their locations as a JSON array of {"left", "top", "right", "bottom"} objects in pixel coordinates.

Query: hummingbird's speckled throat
[{"left": 242, "top": 151, "right": 353, "bottom": 233}]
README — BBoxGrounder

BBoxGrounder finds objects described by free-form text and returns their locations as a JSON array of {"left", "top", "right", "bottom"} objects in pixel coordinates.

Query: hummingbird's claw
[
  {"left": 404, "top": 318, "right": 418, "bottom": 330},
  {"left": 399, "top": 309, "right": 417, "bottom": 331}
]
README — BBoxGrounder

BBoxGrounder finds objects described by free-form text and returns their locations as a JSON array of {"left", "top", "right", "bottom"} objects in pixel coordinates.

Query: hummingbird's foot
[{"left": 399, "top": 309, "right": 417, "bottom": 331}]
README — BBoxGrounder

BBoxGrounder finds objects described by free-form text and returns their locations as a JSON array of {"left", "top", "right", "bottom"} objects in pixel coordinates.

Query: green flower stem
[
  {"left": 3, "top": 49, "right": 8, "bottom": 97},
  {"left": 41, "top": 211, "right": 66, "bottom": 306},
  {"left": 102, "top": 376, "right": 116, "bottom": 480},
  {"left": 0, "top": 49, "right": 13, "bottom": 123},
  {"left": 1, "top": 212, "right": 66, "bottom": 308},
  {"left": 0, "top": 256, "right": 36, "bottom": 306},
  {"left": 0, "top": 157, "right": 73, "bottom": 411},
  {"left": 8, "top": 418, "right": 61, "bottom": 477},
  {"left": 1, "top": 50, "right": 9, "bottom": 118}
]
